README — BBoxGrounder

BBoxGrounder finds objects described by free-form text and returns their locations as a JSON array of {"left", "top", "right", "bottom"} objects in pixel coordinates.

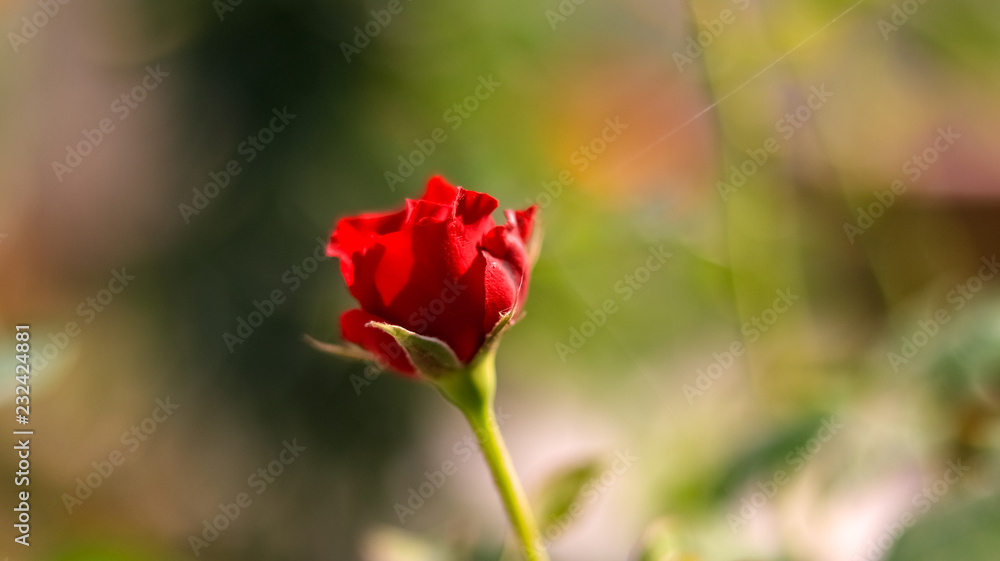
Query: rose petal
[
  {"left": 480, "top": 207, "right": 535, "bottom": 314},
  {"left": 369, "top": 218, "right": 491, "bottom": 362},
  {"left": 327, "top": 209, "right": 406, "bottom": 284},
  {"left": 512, "top": 206, "right": 537, "bottom": 244},
  {"left": 422, "top": 175, "right": 459, "bottom": 205},
  {"left": 480, "top": 252, "right": 520, "bottom": 336},
  {"left": 405, "top": 198, "right": 454, "bottom": 224},
  {"left": 456, "top": 188, "right": 499, "bottom": 241}
]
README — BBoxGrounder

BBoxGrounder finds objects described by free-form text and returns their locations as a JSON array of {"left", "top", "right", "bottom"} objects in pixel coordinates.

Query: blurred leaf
[
  {"left": 664, "top": 414, "right": 829, "bottom": 516},
  {"left": 532, "top": 457, "right": 604, "bottom": 540},
  {"left": 928, "top": 300, "right": 1000, "bottom": 406},
  {"left": 885, "top": 495, "right": 1000, "bottom": 561},
  {"left": 709, "top": 415, "right": 828, "bottom": 501}
]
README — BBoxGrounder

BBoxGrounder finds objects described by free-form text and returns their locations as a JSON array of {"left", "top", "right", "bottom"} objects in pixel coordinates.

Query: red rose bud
[{"left": 326, "top": 176, "right": 537, "bottom": 376}]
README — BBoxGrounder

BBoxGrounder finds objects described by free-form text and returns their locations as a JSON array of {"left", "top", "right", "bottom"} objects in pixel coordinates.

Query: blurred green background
[{"left": 1, "top": 0, "right": 999, "bottom": 559}]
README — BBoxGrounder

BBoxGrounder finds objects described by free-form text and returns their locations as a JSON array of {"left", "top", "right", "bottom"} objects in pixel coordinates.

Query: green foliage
[
  {"left": 532, "top": 458, "right": 604, "bottom": 538},
  {"left": 886, "top": 495, "right": 1000, "bottom": 561}
]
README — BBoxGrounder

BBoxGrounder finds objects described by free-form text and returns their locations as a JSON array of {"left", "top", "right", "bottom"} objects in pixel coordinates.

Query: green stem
[
  {"left": 434, "top": 355, "right": 550, "bottom": 561},
  {"left": 465, "top": 404, "right": 549, "bottom": 561}
]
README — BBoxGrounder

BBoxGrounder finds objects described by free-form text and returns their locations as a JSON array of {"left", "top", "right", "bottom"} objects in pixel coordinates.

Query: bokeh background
[{"left": 2, "top": 0, "right": 1000, "bottom": 559}]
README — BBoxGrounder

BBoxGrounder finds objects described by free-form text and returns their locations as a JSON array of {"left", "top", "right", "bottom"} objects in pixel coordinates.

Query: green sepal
[
  {"left": 427, "top": 309, "right": 515, "bottom": 413},
  {"left": 303, "top": 334, "right": 377, "bottom": 362},
  {"left": 474, "top": 308, "right": 516, "bottom": 366},
  {"left": 366, "top": 321, "right": 462, "bottom": 378}
]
